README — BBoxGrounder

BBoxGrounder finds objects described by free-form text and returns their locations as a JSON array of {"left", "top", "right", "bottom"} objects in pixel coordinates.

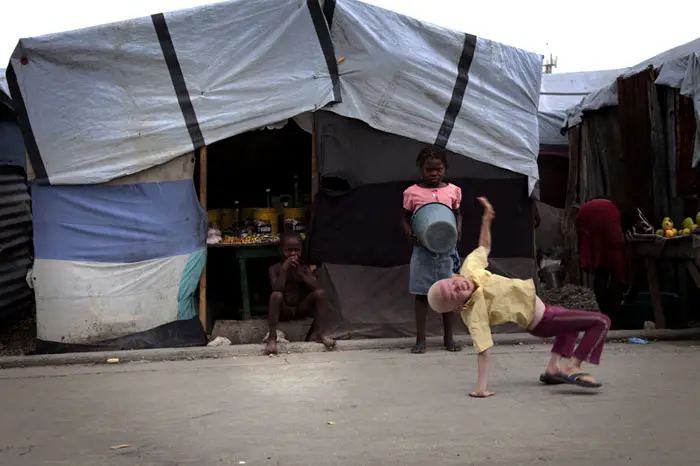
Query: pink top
[{"left": 403, "top": 183, "right": 462, "bottom": 213}]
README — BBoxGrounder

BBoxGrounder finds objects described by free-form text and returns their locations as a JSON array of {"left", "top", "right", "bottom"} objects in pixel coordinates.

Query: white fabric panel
[
  {"left": 164, "top": 0, "right": 333, "bottom": 147},
  {"left": 33, "top": 255, "right": 188, "bottom": 344},
  {"left": 449, "top": 37, "right": 542, "bottom": 194},
  {"left": 324, "top": 0, "right": 542, "bottom": 194},
  {"left": 9, "top": 18, "right": 192, "bottom": 184}
]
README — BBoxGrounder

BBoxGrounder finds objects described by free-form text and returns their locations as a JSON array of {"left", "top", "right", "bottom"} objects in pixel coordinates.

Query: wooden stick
[
  {"left": 311, "top": 114, "right": 319, "bottom": 202},
  {"left": 686, "top": 261, "right": 700, "bottom": 288},
  {"left": 644, "top": 258, "right": 666, "bottom": 329},
  {"left": 199, "top": 146, "right": 208, "bottom": 333}
]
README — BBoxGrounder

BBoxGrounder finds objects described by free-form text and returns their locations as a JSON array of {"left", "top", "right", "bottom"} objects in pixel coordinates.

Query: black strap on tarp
[
  {"left": 152, "top": 13, "right": 205, "bottom": 151},
  {"left": 307, "top": 0, "right": 341, "bottom": 103},
  {"left": 434, "top": 33, "right": 477, "bottom": 149}
]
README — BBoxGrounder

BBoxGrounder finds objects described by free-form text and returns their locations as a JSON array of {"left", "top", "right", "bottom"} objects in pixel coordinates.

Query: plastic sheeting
[
  {"left": 324, "top": 0, "right": 542, "bottom": 193},
  {"left": 538, "top": 69, "right": 623, "bottom": 149},
  {"left": 6, "top": 0, "right": 542, "bottom": 193},
  {"left": 31, "top": 180, "right": 206, "bottom": 263},
  {"left": 564, "top": 37, "right": 700, "bottom": 167},
  {"left": 31, "top": 154, "right": 207, "bottom": 347},
  {"left": 0, "top": 69, "right": 10, "bottom": 110},
  {"left": 33, "top": 253, "right": 199, "bottom": 343},
  {"left": 320, "top": 258, "right": 533, "bottom": 340}
]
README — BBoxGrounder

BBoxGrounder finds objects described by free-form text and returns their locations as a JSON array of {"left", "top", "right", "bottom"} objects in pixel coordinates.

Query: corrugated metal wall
[{"left": 0, "top": 165, "right": 33, "bottom": 321}]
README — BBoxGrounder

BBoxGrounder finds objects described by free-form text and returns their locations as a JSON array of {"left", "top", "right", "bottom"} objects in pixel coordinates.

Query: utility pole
[{"left": 543, "top": 53, "right": 558, "bottom": 74}]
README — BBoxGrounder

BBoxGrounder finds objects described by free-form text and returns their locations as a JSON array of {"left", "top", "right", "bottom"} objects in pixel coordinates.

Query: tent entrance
[{"left": 195, "top": 121, "right": 313, "bottom": 333}]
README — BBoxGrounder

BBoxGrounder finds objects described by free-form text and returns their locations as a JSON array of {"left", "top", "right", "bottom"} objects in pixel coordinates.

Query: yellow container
[
  {"left": 242, "top": 208, "right": 255, "bottom": 222},
  {"left": 253, "top": 208, "right": 279, "bottom": 235},
  {"left": 207, "top": 209, "right": 221, "bottom": 227},
  {"left": 220, "top": 209, "right": 236, "bottom": 229},
  {"left": 283, "top": 207, "right": 307, "bottom": 233}
]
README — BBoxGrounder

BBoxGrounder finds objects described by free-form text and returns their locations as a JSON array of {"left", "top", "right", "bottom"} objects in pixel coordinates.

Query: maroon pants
[{"left": 529, "top": 305, "right": 611, "bottom": 365}]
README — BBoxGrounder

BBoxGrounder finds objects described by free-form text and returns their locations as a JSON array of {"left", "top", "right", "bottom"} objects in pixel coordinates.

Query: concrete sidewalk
[
  {"left": 1, "top": 342, "right": 699, "bottom": 465},
  {"left": 0, "top": 327, "right": 698, "bottom": 369}
]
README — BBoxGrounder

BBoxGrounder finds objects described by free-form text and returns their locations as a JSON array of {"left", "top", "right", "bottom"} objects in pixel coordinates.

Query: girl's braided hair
[{"left": 416, "top": 146, "right": 448, "bottom": 169}]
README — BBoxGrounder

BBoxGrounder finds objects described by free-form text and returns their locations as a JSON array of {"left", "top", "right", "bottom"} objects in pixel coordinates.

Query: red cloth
[{"left": 575, "top": 199, "right": 628, "bottom": 282}]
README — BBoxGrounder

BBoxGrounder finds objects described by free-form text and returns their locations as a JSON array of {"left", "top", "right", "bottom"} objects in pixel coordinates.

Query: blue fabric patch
[
  {"left": 177, "top": 248, "right": 206, "bottom": 320},
  {"left": 32, "top": 179, "right": 206, "bottom": 263}
]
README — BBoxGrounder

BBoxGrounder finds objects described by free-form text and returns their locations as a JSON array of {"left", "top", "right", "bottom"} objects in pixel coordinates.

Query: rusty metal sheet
[
  {"left": 617, "top": 70, "right": 656, "bottom": 222},
  {"left": 675, "top": 91, "right": 699, "bottom": 218}
]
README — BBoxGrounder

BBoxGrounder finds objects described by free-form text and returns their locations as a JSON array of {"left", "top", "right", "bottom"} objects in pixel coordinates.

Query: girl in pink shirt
[{"left": 401, "top": 146, "right": 463, "bottom": 353}]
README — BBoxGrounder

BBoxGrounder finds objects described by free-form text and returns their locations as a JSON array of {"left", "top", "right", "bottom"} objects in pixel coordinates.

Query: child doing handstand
[
  {"left": 265, "top": 231, "right": 336, "bottom": 355},
  {"left": 428, "top": 197, "right": 611, "bottom": 397},
  {"left": 402, "top": 146, "right": 463, "bottom": 354}
]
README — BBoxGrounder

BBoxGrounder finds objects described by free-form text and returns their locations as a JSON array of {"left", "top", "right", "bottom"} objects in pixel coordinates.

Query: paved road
[{"left": 1, "top": 342, "right": 699, "bottom": 465}]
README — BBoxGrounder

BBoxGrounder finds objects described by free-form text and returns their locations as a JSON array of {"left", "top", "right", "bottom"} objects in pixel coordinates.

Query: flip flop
[
  {"left": 411, "top": 344, "right": 426, "bottom": 354},
  {"left": 444, "top": 342, "right": 462, "bottom": 352},
  {"left": 539, "top": 373, "right": 565, "bottom": 385},
  {"left": 553, "top": 372, "right": 602, "bottom": 388}
]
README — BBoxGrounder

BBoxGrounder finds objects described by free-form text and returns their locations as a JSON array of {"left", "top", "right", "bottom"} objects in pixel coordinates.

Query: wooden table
[
  {"left": 207, "top": 243, "right": 279, "bottom": 320},
  {"left": 627, "top": 232, "right": 700, "bottom": 329}
]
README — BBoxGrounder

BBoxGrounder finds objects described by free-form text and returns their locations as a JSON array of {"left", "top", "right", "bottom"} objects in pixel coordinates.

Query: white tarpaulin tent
[
  {"left": 4, "top": 0, "right": 543, "bottom": 351},
  {"left": 6, "top": 0, "right": 542, "bottom": 192},
  {"left": 538, "top": 69, "right": 624, "bottom": 150},
  {"left": 564, "top": 37, "right": 700, "bottom": 167}
]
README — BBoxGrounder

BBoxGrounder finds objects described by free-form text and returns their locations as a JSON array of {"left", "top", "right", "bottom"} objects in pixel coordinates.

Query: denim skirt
[{"left": 409, "top": 245, "right": 461, "bottom": 296}]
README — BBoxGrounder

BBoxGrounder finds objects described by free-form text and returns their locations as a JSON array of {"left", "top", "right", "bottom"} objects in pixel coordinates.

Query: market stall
[
  {"left": 195, "top": 121, "right": 314, "bottom": 330},
  {"left": 626, "top": 230, "right": 700, "bottom": 329}
]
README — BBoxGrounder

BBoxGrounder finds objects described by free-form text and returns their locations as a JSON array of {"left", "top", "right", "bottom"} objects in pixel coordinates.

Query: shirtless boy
[{"left": 265, "top": 231, "right": 336, "bottom": 355}]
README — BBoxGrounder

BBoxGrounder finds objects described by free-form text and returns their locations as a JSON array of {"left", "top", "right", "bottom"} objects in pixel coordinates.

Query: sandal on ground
[
  {"left": 411, "top": 344, "right": 426, "bottom": 354},
  {"left": 539, "top": 373, "right": 565, "bottom": 385},
  {"left": 553, "top": 372, "right": 602, "bottom": 388},
  {"left": 444, "top": 342, "right": 462, "bottom": 352}
]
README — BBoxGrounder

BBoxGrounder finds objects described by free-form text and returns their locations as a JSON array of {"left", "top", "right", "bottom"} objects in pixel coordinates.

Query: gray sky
[{"left": 2, "top": 0, "right": 699, "bottom": 73}]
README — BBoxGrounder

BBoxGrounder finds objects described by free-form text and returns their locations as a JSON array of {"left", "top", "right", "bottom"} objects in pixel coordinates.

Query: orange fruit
[{"left": 665, "top": 229, "right": 674, "bottom": 238}]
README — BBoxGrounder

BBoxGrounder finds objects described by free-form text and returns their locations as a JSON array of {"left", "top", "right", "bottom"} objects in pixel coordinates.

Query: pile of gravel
[{"left": 540, "top": 284, "right": 599, "bottom": 311}]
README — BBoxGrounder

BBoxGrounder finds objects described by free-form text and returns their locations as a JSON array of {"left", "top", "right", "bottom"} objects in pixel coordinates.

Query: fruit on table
[
  {"left": 664, "top": 229, "right": 675, "bottom": 238},
  {"left": 671, "top": 228, "right": 678, "bottom": 236},
  {"left": 697, "top": 212, "right": 700, "bottom": 224},
  {"left": 681, "top": 228, "right": 691, "bottom": 236},
  {"left": 656, "top": 229, "right": 664, "bottom": 236},
  {"left": 682, "top": 217, "right": 695, "bottom": 230},
  {"left": 661, "top": 218, "right": 674, "bottom": 230}
]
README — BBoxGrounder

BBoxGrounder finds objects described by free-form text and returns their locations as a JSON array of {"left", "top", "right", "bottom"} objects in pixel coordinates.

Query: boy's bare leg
[
  {"left": 412, "top": 296, "right": 428, "bottom": 353},
  {"left": 265, "top": 292, "right": 284, "bottom": 355},
  {"left": 300, "top": 289, "right": 335, "bottom": 349},
  {"left": 442, "top": 312, "right": 461, "bottom": 352}
]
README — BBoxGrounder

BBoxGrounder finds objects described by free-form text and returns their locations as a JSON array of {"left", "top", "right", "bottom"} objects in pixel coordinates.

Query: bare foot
[
  {"left": 316, "top": 336, "right": 336, "bottom": 350},
  {"left": 544, "top": 364, "right": 565, "bottom": 377},
  {"left": 469, "top": 390, "right": 495, "bottom": 398},
  {"left": 264, "top": 339, "right": 278, "bottom": 356}
]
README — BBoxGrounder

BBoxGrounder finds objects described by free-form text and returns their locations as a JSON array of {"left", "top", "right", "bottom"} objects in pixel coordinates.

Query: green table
[{"left": 208, "top": 243, "right": 279, "bottom": 319}]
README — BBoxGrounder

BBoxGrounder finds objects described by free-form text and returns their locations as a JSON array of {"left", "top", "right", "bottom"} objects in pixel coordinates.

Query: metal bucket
[{"left": 411, "top": 202, "right": 458, "bottom": 254}]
